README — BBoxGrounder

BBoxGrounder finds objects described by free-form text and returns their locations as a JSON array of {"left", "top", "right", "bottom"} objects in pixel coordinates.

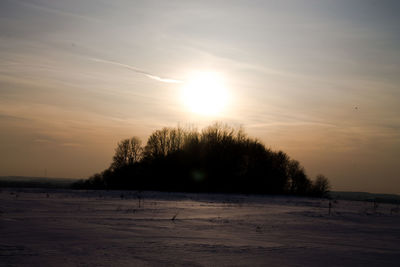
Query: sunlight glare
[{"left": 181, "top": 71, "right": 229, "bottom": 116}]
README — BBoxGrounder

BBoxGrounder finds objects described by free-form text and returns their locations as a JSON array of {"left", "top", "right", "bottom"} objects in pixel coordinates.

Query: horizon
[
  {"left": 1, "top": 0, "right": 399, "bottom": 194},
  {"left": 2, "top": 175, "right": 400, "bottom": 197}
]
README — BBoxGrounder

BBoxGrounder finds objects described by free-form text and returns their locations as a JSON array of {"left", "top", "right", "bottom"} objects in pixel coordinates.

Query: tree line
[{"left": 73, "top": 123, "right": 330, "bottom": 197}]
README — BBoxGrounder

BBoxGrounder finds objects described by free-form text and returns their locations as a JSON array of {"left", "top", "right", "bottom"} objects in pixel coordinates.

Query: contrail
[{"left": 89, "top": 58, "right": 183, "bottom": 84}]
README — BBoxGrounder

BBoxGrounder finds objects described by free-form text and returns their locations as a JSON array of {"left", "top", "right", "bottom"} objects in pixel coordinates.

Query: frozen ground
[{"left": 1, "top": 188, "right": 399, "bottom": 266}]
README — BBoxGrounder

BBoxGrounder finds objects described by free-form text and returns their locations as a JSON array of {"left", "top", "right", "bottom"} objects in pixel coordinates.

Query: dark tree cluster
[{"left": 73, "top": 123, "right": 330, "bottom": 197}]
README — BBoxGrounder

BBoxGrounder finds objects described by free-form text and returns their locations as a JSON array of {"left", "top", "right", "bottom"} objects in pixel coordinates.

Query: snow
[{"left": 1, "top": 188, "right": 399, "bottom": 266}]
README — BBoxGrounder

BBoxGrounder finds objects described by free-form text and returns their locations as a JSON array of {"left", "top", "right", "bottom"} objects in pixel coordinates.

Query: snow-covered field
[{"left": 1, "top": 188, "right": 399, "bottom": 266}]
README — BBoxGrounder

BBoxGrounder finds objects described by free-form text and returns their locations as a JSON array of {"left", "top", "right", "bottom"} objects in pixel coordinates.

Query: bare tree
[
  {"left": 312, "top": 174, "right": 331, "bottom": 197},
  {"left": 111, "top": 137, "right": 143, "bottom": 169},
  {"left": 144, "top": 127, "right": 187, "bottom": 159},
  {"left": 201, "top": 122, "right": 235, "bottom": 144}
]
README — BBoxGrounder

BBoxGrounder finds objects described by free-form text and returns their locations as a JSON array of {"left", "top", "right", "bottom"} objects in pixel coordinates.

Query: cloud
[
  {"left": 89, "top": 58, "right": 183, "bottom": 84},
  {"left": 34, "top": 138, "right": 82, "bottom": 148},
  {"left": 11, "top": 0, "right": 100, "bottom": 23},
  {"left": 34, "top": 139, "right": 54, "bottom": 144},
  {"left": 61, "top": 142, "right": 82, "bottom": 147},
  {"left": 246, "top": 121, "right": 337, "bottom": 129},
  {"left": 0, "top": 113, "right": 31, "bottom": 122}
]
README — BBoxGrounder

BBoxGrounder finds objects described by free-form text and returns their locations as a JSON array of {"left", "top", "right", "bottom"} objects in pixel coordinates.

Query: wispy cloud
[
  {"left": 246, "top": 121, "right": 337, "bottom": 129},
  {"left": 13, "top": 0, "right": 100, "bottom": 23},
  {"left": 0, "top": 113, "right": 31, "bottom": 122},
  {"left": 33, "top": 138, "right": 53, "bottom": 144},
  {"left": 61, "top": 142, "right": 82, "bottom": 147},
  {"left": 89, "top": 58, "right": 183, "bottom": 84},
  {"left": 34, "top": 138, "right": 82, "bottom": 148}
]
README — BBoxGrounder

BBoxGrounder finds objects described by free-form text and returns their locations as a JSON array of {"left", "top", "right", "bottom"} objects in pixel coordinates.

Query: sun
[{"left": 181, "top": 71, "right": 229, "bottom": 116}]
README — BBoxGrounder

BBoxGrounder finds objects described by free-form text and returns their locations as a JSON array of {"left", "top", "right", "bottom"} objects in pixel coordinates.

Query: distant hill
[
  {"left": 330, "top": 191, "right": 400, "bottom": 204},
  {"left": 0, "top": 176, "right": 79, "bottom": 189}
]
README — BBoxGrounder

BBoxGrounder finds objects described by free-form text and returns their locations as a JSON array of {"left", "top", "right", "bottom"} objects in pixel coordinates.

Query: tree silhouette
[
  {"left": 111, "top": 137, "right": 143, "bottom": 170},
  {"left": 311, "top": 174, "right": 331, "bottom": 197},
  {"left": 75, "top": 123, "right": 330, "bottom": 197},
  {"left": 144, "top": 127, "right": 187, "bottom": 160}
]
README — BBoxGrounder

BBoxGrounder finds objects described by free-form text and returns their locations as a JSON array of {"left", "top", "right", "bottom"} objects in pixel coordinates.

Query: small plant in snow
[{"left": 171, "top": 211, "right": 179, "bottom": 221}]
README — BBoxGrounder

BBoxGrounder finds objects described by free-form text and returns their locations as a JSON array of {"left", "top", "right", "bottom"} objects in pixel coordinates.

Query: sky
[{"left": 0, "top": 0, "right": 399, "bottom": 194}]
